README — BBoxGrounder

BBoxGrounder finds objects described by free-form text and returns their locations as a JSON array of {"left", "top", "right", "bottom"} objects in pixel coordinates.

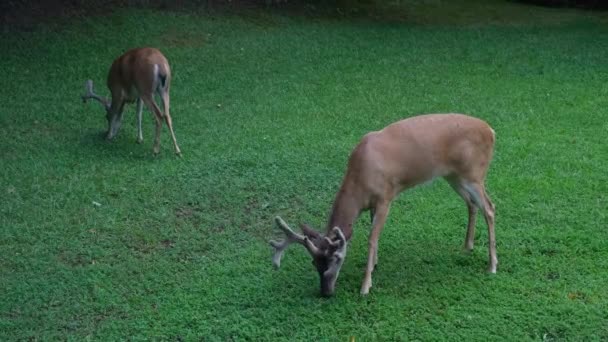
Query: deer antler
[
  {"left": 269, "top": 216, "right": 322, "bottom": 269},
  {"left": 324, "top": 226, "right": 346, "bottom": 248},
  {"left": 81, "top": 80, "right": 109, "bottom": 109}
]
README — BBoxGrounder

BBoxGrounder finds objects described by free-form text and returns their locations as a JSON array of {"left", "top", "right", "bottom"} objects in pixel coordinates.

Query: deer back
[
  {"left": 107, "top": 47, "right": 171, "bottom": 102},
  {"left": 343, "top": 113, "right": 495, "bottom": 201}
]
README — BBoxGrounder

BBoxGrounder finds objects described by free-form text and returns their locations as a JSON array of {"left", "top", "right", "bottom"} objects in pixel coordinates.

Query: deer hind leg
[
  {"left": 446, "top": 176, "right": 478, "bottom": 252},
  {"left": 158, "top": 89, "right": 181, "bottom": 155},
  {"left": 369, "top": 208, "right": 379, "bottom": 267},
  {"left": 461, "top": 180, "right": 497, "bottom": 273},
  {"left": 361, "top": 201, "right": 391, "bottom": 295},
  {"left": 141, "top": 95, "right": 164, "bottom": 155},
  {"left": 135, "top": 98, "right": 144, "bottom": 144}
]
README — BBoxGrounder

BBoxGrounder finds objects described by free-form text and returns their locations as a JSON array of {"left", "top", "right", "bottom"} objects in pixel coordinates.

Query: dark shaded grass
[{"left": 1, "top": 2, "right": 607, "bottom": 340}]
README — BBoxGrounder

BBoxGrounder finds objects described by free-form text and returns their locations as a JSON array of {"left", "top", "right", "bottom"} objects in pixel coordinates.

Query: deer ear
[{"left": 300, "top": 223, "right": 321, "bottom": 239}]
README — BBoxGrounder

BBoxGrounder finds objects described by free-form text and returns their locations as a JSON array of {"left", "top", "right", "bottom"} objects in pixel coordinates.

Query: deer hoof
[{"left": 462, "top": 247, "right": 474, "bottom": 254}]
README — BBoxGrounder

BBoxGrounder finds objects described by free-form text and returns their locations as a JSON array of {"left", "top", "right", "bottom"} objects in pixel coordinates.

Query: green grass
[{"left": 1, "top": 1, "right": 608, "bottom": 340}]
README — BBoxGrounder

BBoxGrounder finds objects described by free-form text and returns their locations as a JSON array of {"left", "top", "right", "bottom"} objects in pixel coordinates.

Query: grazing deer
[
  {"left": 270, "top": 113, "right": 497, "bottom": 296},
  {"left": 82, "top": 47, "right": 181, "bottom": 155}
]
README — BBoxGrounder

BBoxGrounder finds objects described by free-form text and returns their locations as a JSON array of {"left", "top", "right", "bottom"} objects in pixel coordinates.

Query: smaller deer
[
  {"left": 270, "top": 113, "right": 497, "bottom": 297},
  {"left": 82, "top": 47, "right": 181, "bottom": 155}
]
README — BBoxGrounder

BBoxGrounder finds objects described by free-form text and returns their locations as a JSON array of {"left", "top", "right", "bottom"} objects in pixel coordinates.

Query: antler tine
[
  {"left": 278, "top": 217, "right": 325, "bottom": 257},
  {"left": 268, "top": 238, "right": 289, "bottom": 269},
  {"left": 269, "top": 216, "right": 323, "bottom": 269},
  {"left": 324, "top": 236, "right": 339, "bottom": 248},
  {"left": 81, "top": 80, "right": 109, "bottom": 109},
  {"left": 304, "top": 238, "right": 321, "bottom": 256},
  {"left": 324, "top": 226, "right": 347, "bottom": 248},
  {"left": 274, "top": 216, "right": 306, "bottom": 243},
  {"left": 269, "top": 216, "right": 305, "bottom": 269},
  {"left": 332, "top": 226, "right": 346, "bottom": 244}
]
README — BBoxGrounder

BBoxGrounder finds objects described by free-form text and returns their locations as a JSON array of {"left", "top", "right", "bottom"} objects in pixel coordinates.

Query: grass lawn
[{"left": 1, "top": 0, "right": 607, "bottom": 340}]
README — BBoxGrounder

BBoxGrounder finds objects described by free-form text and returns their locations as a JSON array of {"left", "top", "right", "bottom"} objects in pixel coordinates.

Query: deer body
[
  {"left": 271, "top": 113, "right": 496, "bottom": 296},
  {"left": 82, "top": 47, "right": 181, "bottom": 155}
]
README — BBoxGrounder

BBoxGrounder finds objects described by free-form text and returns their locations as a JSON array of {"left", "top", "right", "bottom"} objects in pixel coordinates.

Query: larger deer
[
  {"left": 82, "top": 47, "right": 181, "bottom": 155},
  {"left": 270, "top": 113, "right": 497, "bottom": 297}
]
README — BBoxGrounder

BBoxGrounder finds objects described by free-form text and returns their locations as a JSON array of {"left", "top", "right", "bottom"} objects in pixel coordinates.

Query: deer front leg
[
  {"left": 107, "top": 101, "right": 126, "bottom": 140},
  {"left": 361, "top": 202, "right": 390, "bottom": 295}
]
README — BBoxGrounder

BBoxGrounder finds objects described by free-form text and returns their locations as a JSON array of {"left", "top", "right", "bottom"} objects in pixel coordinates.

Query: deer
[
  {"left": 81, "top": 47, "right": 181, "bottom": 155},
  {"left": 270, "top": 113, "right": 497, "bottom": 297}
]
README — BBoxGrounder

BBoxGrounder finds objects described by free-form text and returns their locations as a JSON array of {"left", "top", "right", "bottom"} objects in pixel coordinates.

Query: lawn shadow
[
  {"left": 261, "top": 236, "right": 489, "bottom": 300},
  {"left": 78, "top": 128, "right": 166, "bottom": 162},
  {"left": 372, "top": 239, "right": 490, "bottom": 294}
]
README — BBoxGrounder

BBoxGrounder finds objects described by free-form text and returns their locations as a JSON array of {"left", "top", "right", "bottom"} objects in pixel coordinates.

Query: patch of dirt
[
  {"left": 175, "top": 204, "right": 201, "bottom": 220},
  {"left": 174, "top": 203, "right": 208, "bottom": 229},
  {"left": 160, "top": 239, "right": 175, "bottom": 248},
  {"left": 128, "top": 240, "right": 156, "bottom": 255},
  {"left": 175, "top": 206, "right": 194, "bottom": 219},
  {"left": 57, "top": 251, "right": 92, "bottom": 267}
]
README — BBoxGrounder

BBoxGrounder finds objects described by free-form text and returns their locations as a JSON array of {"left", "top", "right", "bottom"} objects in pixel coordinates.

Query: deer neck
[{"left": 327, "top": 185, "right": 362, "bottom": 241}]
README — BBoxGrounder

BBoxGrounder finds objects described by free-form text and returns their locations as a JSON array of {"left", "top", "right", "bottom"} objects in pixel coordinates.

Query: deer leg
[
  {"left": 480, "top": 185, "right": 497, "bottom": 273},
  {"left": 107, "top": 101, "right": 126, "bottom": 140},
  {"left": 367, "top": 208, "right": 379, "bottom": 268},
  {"left": 447, "top": 177, "right": 478, "bottom": 252},
  {"left": 159, "top": 90, "right": 181, "bottom": 155},
  {"left": 373, "top": 244, "right": 379, "bottom": 269},
  {"left": 369, "top": 208, "right": 379, "bottom": 267},
  {"left": 463, "top": 181, "right": 497, "bottom": 273},
  {"left": 464, "top": 202, "right": 477, "bottom": 252},
  {"left": 361, "top": 201, "right": 390, "bottom": 295},
  {"left": 135, "top": 98, "right": 144, "bottom": 144},
  {"left": 141, "top": 96, "right": 163, "bottom": 155}
]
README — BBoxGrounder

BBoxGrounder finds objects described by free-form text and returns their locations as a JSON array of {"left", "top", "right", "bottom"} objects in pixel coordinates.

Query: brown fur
[
  {"left": 325, "top": 113, "right": 497, "bottom": 294},
  {"left": 106, "top": 47, "right": 181, "bottom": 155}
]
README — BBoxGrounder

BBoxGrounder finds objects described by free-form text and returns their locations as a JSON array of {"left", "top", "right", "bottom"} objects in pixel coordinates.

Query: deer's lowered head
[
  {"left": 270, "top": 216, "right": 347, "bottom": 297},
  {"left": 81, "top": 79, "right": 123, "bottom": 140}
]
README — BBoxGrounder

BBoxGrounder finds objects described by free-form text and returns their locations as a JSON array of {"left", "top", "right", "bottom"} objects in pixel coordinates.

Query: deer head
[
  {"left": 270, "top": 216, "right": 347, "bottom": 297},
  {"left": 81, "top": 80, "right": 123, "bottom": 140}
]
